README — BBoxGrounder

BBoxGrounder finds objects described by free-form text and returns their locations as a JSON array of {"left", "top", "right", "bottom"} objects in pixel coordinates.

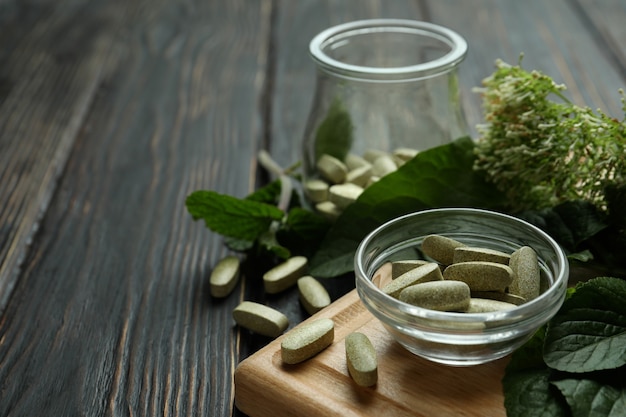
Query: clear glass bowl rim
[
  {"left": 354, "top": 208, "right": 569, "bottom": 327},
  {"left": 309, "top": 19, "right": 468, "bottom": 80}
]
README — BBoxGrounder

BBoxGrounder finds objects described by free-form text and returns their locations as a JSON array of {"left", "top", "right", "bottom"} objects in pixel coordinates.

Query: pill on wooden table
[
  {"left": 209, "top": 255, "right": 241, "bottom": 298},
  {"left": 471, "top": 291, "right": 527, "bottom": 306},
  {"left": 465, "top": 298, "right": 518, "bottom": 313},
  {"left": 315, "top": 200, "right": 342, "bottom": 221},
  {"left": 345, "top": 332, "right": 377, "bottom": 387},
  {"left": 281, "top": 318, "right": 335, "bottom": 364},
  {"left": 304, "top": 179, "right": 329, "bottom": 203},
  {"left": 443, "top": 261, "right": 513, "bottom": 292},
  {"left": 345, "top": 165, "right": 372, "bottom": 187},
  {"left": 316, "top": 154, "right": 348, "bottom": 184},
  {"left": 391, "top": 260, "right": 430, "bottom": 279},
  {"left": 263, "top": 256, "right": 308, "bottom": 294},
  {"left": 453, "top": 246, "right": 511, "bottom": 265},
  {"left": 509, "top": 246, "right": 541, "bottom": 301},
  {"left": 345, "top": 153, "right": 370, "bottom": 170},
  {"left": 329, "top": 183, "right": 364, "bottom": 209},
  {"left": 399, "top": 280, "right": 471, "bottom": 311},
  {"left": 371, "top": 155, "right": 397, "bottom": 177},
  {"left": 232, "top": 301, "right": 289, "bottom": 338},
  {"left": 421, "top": 234, "right": 466, "bottom": 265},
  {"left": 382, "top": 262, "right": 443, "bottom": 298},
  {"left": 297, "top": 276, "right": 331, "bottom": 315}
]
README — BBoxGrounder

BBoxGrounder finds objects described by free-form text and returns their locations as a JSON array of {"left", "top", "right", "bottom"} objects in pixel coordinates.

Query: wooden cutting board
[{"left": 234, "top": 288, "right": 508, "bottom": 417}]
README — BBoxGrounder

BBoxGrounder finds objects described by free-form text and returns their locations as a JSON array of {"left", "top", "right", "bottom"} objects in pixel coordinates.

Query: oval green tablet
[
  {"left": 382, "top": 262, "right": 442, "bottom": 298},
  {"left": 281, "top": 318, "right": 334, "bottom": 364},
  {"left": 443, "top": 261, "right": 513, "bottom": 292},
  {"left": 209, "top": 255, "right": 241, "bottom": 298},
  {"left": 263, "top": 256, "right": 308, "bottom": 294},
  {"left": 399, "top": 280, "right": 471, "bottom": 312},
  {"left": 232, "top": 301, "right": 289, "bottom": 338},
  {"left": 421, "top": 234, "right": 466, "bottom": 265},
  {"left": 509, "top": 246, "right": 541, "bottom": 301},
  {"left": 297, "top": 276, "right": 331, "bottom": 316},
  {"left": 345, "top": 332, "right": 377, "bottom": 387}
]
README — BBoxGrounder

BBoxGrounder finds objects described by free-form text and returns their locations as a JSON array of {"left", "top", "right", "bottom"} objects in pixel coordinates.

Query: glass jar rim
[{"left": 309, "top": 19, "right": 468, "bottom": 81}]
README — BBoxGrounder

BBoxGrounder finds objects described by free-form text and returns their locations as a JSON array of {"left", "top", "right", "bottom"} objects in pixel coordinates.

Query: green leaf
[
  {"left": 544, "top": 277, "right": 626, "bottom": 373},
  {"left": 518, "top": 201, "right": 608, "bottom": 252},
  {"left": 309, "top": 137, "right": 507, "bottom": 278},
  {"left": 246, "top": 180, "right": 282, "bottom": 204},
  {"left": 314, "top": 98, "right": 353, "bottom": 162},
  {"left": 275, "top": 207, "right": 331, "bottom": 259},
  {"left": 185, "top": 190, "right": 284, "bottom": 241},
  {"left": 552, "top": 376, "right": 626, "bottom": 417},
  {"left": 258, "top": 230, "right": 291, "bottom": 259},
  {"left": 503, "top": 367, "right": 569, "bottom": 417}
]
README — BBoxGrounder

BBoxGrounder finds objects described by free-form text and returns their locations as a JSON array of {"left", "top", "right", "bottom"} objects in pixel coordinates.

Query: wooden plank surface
[
  {"left": 0, "top": 0, "right": 271, "bottom": 415},
  {"left": 0, "top": 0, "right": 121, "bottom": 313},
  {"left": 0, "top": 1, "right": 625, "bottom": 416},
  {"left": 234, "top": 288, "right": 508, "bottom": 417}
]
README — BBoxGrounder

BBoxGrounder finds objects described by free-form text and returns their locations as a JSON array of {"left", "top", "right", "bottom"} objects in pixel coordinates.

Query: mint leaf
[
  {"left": 544, "top": 277, "right": 626, "bottom": 373},
  {"left": 552, "top": 376, "right": 626, "bottom": 417},
  {"left": 246, "top": 180, "right": 282, "bottom": 204},
  {"left": 186, "top": 190, "right": 284, "bottom": 241},
  {"left": 314, "top": 98, "right": 353, "bottom": 162},
  {"left": 309, "top": 137, "right": 507, "bottom": 278}
]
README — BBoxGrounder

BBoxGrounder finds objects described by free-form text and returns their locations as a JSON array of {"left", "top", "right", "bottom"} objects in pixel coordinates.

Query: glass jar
[{"left": 301, "top": 19, "right": 469, "bottom": 209}]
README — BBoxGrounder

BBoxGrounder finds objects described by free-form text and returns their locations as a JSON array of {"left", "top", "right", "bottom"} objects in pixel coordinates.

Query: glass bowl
[{"left": 354, "top": 208, "right": 569, "bottom": 366}]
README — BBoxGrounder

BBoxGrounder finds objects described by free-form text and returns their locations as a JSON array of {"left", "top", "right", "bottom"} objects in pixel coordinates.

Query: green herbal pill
[
  {"left": 297, "top": 276, "right": 331, "bottom": 316},
  {"left": 471, "top": 291, "right": 526, "bottom": 306},
  {"left": 281, "top": 318, "right": 334, "bottom": 364},
  {"left": 232, "top": 301, "right": 289, "bottom": 338},
  {"left": 329, "top": 183, "right": 364, "bottom": 209},
  {"left": 465, "top": 298, "right": 517, "bottom": 313},
  {"left": 453, "top": 246, "right": 511, "bottom": 265},
  {"left": 509, "top": 246, "right": 541, "bottom": 301},
  {"left": 421, "top": 234, "right": 466, "bottom": 265},
  {"left": 399, "top": 280, "right": 471, "bottom": 311},
  {"left": 263, "top": 256, "right": 308, "bottom": 294},
  {"left": 209, "top": 255, "right": 240, "bottom": 298},
  {"left": 317, "top": 154, "right": 348, "bottom": 184},
  {"left": 304, "top": 179, "right": 329, "bottom": 203},
  {"left": 391, "top": 260, "right": 430, "bottom": 279},
  {"left": 382, "top": 262, "right": 442, "bottom": 298},
  {"left": 345, "top": 332, "right": 378, "bottom": 387},
  {"left": 443, "top": 261, "right": 513, "bottom": 292}
]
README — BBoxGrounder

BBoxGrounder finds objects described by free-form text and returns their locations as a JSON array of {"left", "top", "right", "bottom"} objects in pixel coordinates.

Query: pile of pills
[
  {"left": 305, "top": 147, "right": 419, "bottom": 220},
  {"left": 382, "top": 234, "right": 542, "bottom": 313}
]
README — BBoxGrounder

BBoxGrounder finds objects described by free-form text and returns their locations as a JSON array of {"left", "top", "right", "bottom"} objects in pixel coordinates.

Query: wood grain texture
[
  {"left": 0, "top": 0, "right": 119, "bottom": 313},
  {"left": 1, "top": 1, "right": 625, "bottom": 416},
  {"left": 235, "top": 289, "right": 507, "bottom": 417},
  {"left": 0, "top": 0, "right": 271, "bottom": 415}
]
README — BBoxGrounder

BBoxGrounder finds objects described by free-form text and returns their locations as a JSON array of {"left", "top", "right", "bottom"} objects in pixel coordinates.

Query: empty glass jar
[{"left": 301, "top": 19, "right": 469, "bottom": 209}]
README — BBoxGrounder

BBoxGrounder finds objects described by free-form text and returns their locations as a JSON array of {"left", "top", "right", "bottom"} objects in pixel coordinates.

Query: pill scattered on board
[
  {"left": 443, "top": 261, "right": 513, "bottom": 292},
  {"left": 209, "top": 255, "right": 240, "bottom": 298},
  {"left": 345, "top": 332, "right": 378, "bottom": 387},
  {"left": 421, "top": 234, "right": 466, "bottom": 265},
  {"left": 232, "top": 301, "right": 289, "bottom": 338},
  {"left": 509, "top": 246, "right": 541, "bottom": 301},
  {"left": 281, "top": 318, "right": 335, "bottom": 364},
  {"left": 382, "top": 262, "right": 443, "bottom": 298},
  {"left": 465, "top": 298, "right": 517, "bottom": 313},
  {"left": 399, "top": 280, "right": 471, "bottom": 311},
  {"left": 453, "top": 246, "right": 511, "bottom": 265},
  {"left": 263, "top": 256, "right": 308, "bottom": 294},
  {"left": 297, "top": 276, "right": 331, "bottom": 316}
]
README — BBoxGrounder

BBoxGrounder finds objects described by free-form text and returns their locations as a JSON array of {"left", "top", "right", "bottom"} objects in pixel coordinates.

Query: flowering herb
[{"left": 473, "top": 57, "right": 626, "bottom": 212}]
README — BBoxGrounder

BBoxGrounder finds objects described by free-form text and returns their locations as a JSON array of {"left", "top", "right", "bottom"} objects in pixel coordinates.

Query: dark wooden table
[{"left": 1, "top": 1, "right": 625, "bottom": 415}]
